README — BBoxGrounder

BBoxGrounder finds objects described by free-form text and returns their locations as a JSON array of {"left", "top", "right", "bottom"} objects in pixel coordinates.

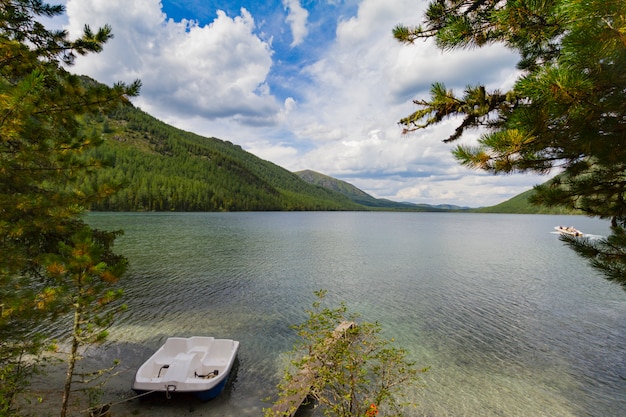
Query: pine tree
[
  {"left": 0, "top": 1, "right": 139, "bottom": 414},
  {"left": 266, "top": 290, "right": 426, "bottom": 417},
  {"left": 394, "top": 0, "right": 626, "bottom": 287}
]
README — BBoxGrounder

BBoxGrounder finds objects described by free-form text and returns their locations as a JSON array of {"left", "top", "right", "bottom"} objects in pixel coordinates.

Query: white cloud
[
  {"left": 65, "top": 0, "right": 280, "bottom": 125},
  {"left": 245, "top": 140, "right": 300, "bottom": 164},
  {"left": 59, "top": 0, "right": 547, "bottom": 207},
  {"left": 282, "top": 0, "right": 309, "bottom": 47},
  {"left": 273, "top": 0, "right": 541, "bottom": 207}
]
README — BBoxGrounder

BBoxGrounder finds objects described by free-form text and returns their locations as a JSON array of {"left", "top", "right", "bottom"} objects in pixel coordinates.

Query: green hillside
[
  {"left": 473, "top": 187, "right": 581, "bottom": 214},
  {"left": 76, "top": 99, "right": 575, "bottom": 214},
  {"left": 80, "top": 105, "right": 363, "bottom": 211}
]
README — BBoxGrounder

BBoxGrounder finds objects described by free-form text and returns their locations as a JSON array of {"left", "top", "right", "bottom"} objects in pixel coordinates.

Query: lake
[{"left": 79, "top": 212, "right": 625, "bottom": 417}]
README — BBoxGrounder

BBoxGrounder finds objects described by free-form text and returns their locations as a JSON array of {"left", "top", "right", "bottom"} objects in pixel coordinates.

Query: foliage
[
  {"left": 44, "top": 226, "right": 127, "bottom": 417},
  {"left": 562, "top": 227, "right": 626, "bottom": 288},
  {"left": 394, "top": 0, "right": 626, "bottom": 287},
  {"left": 266, "top": 290, "right": 426, "bottom": 417},
  {"left": 76, "top": 105, "right": 363, "bottom": 212},
  {"left": 0, "top": 1, "right": 139, "bottom": 414},
  {"left": 472, "top": 177, "right": 582, "bottom": 214}
]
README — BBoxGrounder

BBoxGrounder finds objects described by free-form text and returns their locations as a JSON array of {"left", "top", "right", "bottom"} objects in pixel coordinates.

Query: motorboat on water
[
  {"left": 132, "top": 336, "right": 239, "bottom": 401},
  {"left": 554, "top": 226, "right": 584, "bottom": 236}
]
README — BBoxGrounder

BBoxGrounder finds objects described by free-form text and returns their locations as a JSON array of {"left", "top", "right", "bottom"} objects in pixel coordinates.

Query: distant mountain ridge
[
  {"left": 294, "top": 170, "right": 578, "bottom": 214},
  {"left": 295, "top": 170, "right": 469, "bottom": 211}
]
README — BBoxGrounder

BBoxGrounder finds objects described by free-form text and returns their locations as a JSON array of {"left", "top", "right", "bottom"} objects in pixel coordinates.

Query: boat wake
[{"left": 551, "top": 231, "right": 604, "bottom": 240}]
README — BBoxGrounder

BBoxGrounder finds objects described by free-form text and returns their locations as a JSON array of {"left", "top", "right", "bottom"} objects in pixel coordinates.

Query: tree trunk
[{"left": 61, "top": 308, "right": 81, "bottom": 417}]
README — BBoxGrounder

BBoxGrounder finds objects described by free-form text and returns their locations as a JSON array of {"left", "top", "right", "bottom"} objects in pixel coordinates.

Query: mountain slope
[
  {"left": 78, "top": 97, "right": 571, "bottom": 214},
  {"left": 82, "top": 105, "right": 363, "bottom": 211},
  {"left": 296, "top": 170, "right": 377, "bottom": 205},
  {"left": 295, "top": 170, "right": 468, "bottom": 211},
  {"left": 472, "top": 186, "right": 581, "bottom": 214}
]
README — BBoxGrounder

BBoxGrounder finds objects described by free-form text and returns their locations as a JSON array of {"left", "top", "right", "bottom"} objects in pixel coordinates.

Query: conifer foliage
[
  {"left": 267, "top": 290, "right": 426, "bottom": 417},
  {"left": 395, "top": 0, "right": 626, "bottom": 287},
  {"left": 0, "top": 1, "right": 139, "bottom": 415}
]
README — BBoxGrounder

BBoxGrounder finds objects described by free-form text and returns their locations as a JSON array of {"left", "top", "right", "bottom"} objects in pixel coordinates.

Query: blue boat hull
[
  {"left": 132, "top": 367, "right": 233, "bottom": 402},
  {"left": 192, "top": 377, "right": 228, "bottom": 401}
]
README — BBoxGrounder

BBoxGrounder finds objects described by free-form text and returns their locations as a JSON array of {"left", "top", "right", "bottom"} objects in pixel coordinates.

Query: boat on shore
[
  {"left": 132, "top": 336, "right": 239, "bottom": 401},
  {"left": 554, "top": 226, "right": 584, "bottom": 236}
]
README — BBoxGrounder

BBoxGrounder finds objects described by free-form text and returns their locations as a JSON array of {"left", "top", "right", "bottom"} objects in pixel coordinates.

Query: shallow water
[{"left": 75, "top": 212, "right": 626, "bottom": 416}]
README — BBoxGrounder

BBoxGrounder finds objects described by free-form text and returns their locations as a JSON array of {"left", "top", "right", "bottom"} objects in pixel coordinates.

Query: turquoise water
[{"left": 83, "top": 212, "right": 625, "bottom": 416}]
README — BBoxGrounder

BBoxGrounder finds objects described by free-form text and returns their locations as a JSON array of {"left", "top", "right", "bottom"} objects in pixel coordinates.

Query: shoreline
[{"left": 19, "top": 342, "right": 246, "bottom": 417}]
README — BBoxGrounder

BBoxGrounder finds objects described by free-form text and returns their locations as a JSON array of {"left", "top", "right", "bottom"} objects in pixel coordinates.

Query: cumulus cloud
[
  {"left": 276, "top": 0, "right": 539, "bottom": 206},
  {"left": 64, "top": 0, "right": 280, "bottom": 125},
  {"left": 282, "top": 0, "right": 309, "bottom": 47},
  {"left": 58, "top": 0, "right": 546, "bottom": 207}
]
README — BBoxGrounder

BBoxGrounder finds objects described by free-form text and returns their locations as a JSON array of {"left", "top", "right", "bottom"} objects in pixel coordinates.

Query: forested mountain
[
  {"left": 296, "top": 170, "right": 469, "bottom": 211},
  {"left": 80, "top": 105, "right": 363, "bottom": 211},
  {"left": 77, "top": 100, "right": 568, "bottom": 214}
]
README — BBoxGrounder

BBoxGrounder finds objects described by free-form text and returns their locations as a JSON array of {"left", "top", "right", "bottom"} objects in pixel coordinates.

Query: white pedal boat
[{"left": 132, "top": 336, "right": 239, "bottom": 401}]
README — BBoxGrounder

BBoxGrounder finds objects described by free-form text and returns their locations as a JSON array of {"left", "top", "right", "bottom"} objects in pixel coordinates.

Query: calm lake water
[{"left": 82, "top": 212, "right": 625, "bottom": 417}]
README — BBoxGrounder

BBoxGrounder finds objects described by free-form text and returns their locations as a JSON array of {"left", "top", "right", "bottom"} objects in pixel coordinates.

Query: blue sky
[
  {"left": 51, "top": 0, "right": 549, "bottom": 207},
  {"left": 158, "top": 0, "right": 360, "bottom": 107}
]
